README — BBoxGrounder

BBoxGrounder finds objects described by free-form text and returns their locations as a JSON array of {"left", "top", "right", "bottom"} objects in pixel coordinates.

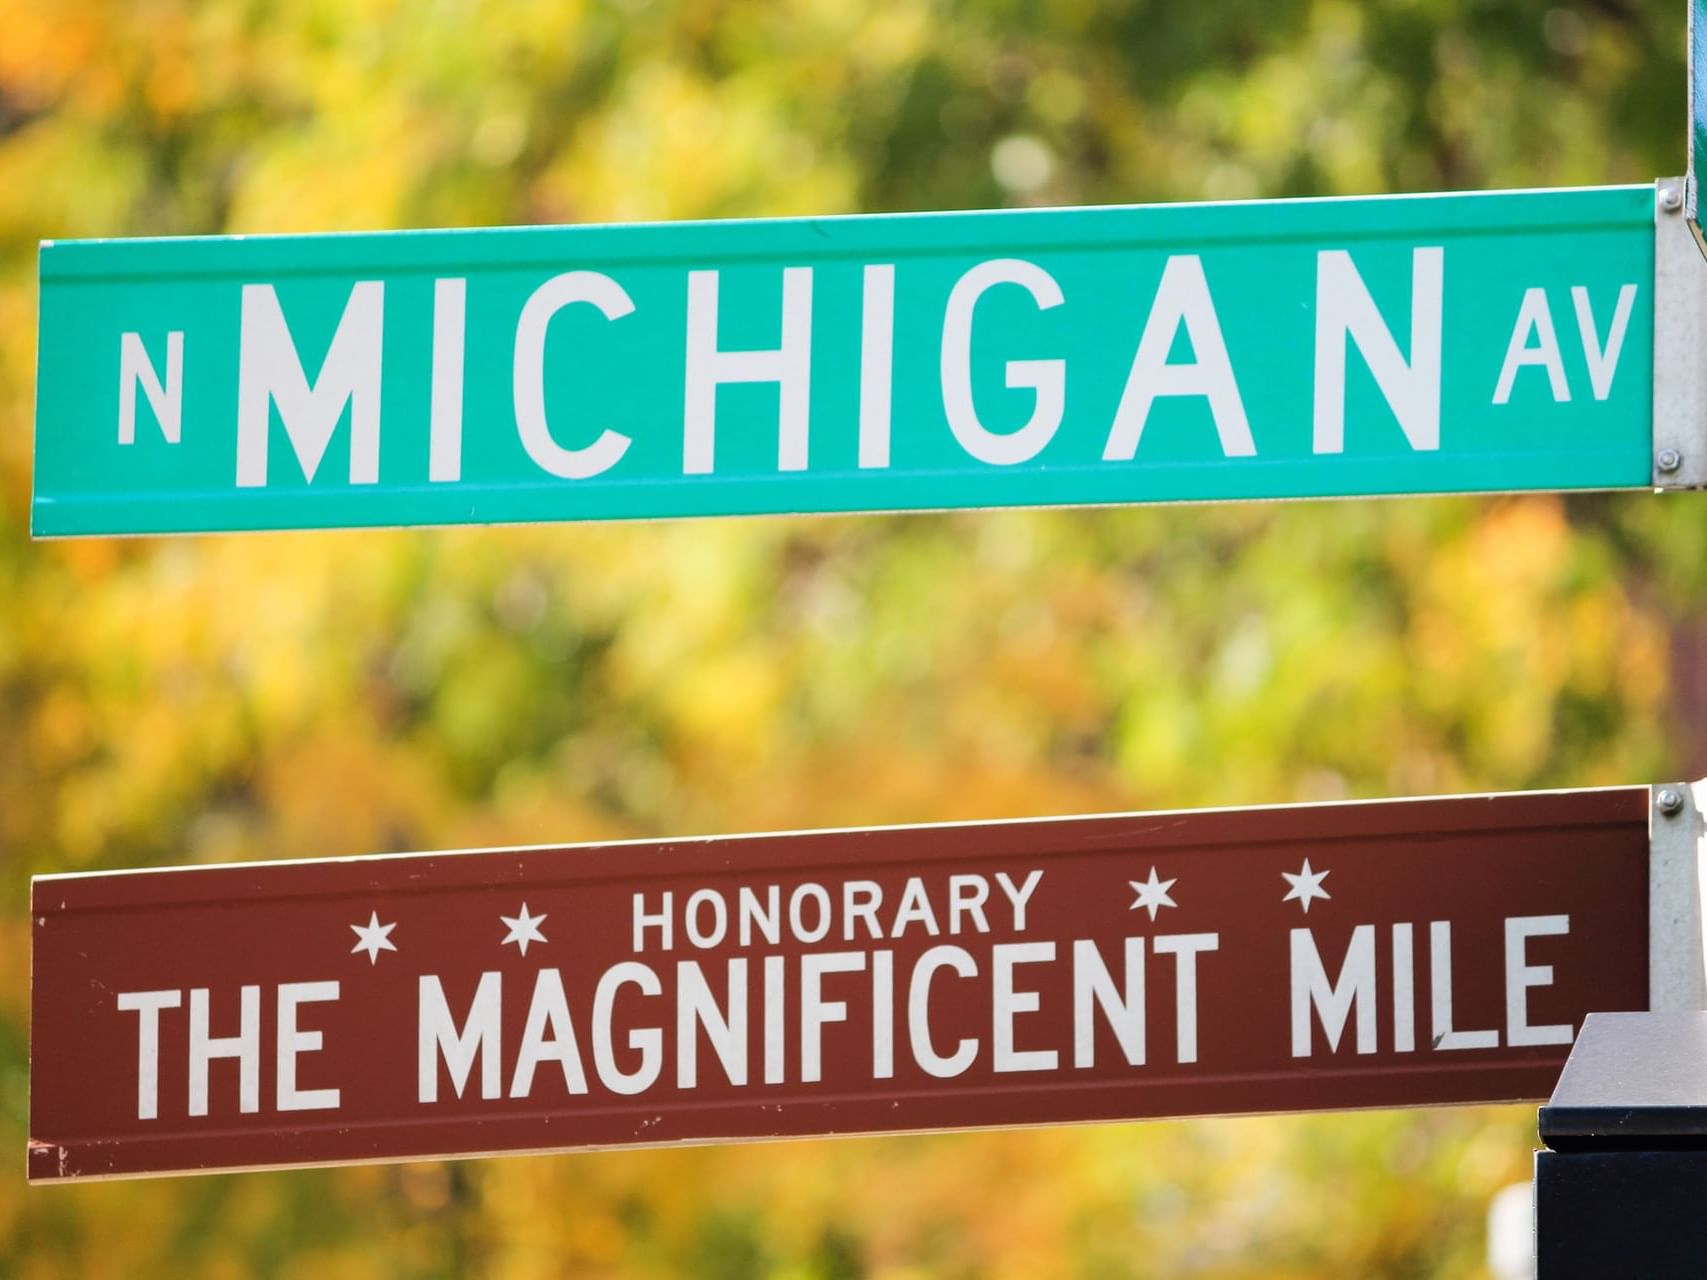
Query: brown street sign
[{"left": 28, "top": 786, "right": 1677, "bottom": 1181}]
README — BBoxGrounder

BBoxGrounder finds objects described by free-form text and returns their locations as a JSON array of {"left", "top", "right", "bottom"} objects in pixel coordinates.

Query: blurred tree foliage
[{"left": 2, "top": 1, "right": 1705, "bottom": 1276}]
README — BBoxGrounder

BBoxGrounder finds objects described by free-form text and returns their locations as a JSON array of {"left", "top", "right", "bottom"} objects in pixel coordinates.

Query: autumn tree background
[{"left": 3, "top": 1, "right": 1705, "bottom": 1276}]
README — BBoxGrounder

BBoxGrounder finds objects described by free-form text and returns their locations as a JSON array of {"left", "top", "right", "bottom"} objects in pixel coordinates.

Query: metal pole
[{"left": 1646, "top": 779, "right": 1707, "bottom": 1011}]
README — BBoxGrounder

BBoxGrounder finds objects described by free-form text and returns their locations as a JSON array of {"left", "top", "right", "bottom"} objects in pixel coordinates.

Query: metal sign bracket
[
  {"left": 1648, "top": 779, "right": 1707, "bottom": 1010},
  {"left": 1654, "top": 179, "right": 1707, "bottom": 489}
]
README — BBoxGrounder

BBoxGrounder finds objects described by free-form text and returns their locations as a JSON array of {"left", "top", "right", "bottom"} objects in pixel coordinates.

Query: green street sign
[
  {"left": 1693, "top": 0, "right": 1707, "bottom": 247},
  {"left": 34, "top": 184, "right": 1656, "bottom": 537}
]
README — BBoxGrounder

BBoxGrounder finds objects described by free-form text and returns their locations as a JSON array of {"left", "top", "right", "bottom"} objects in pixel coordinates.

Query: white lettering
[
  {"left": 1392, "top": 922, "right": 1416, "bottom": 1053},
  {"left": 1072, "top": 939, "right": 1144, "bottom": 1068},
  {"left": 684, "top": 267, "right": 813, "bottom": 473},
  {"left": 909, "top": 945, "right": 978, "bottom": 1077},
  {"left": 1152, "top": 931, "right": 1218, "bottom": 1064},
  {"left": 764, "top": 954, "right": 785, "bottom": 1084},
  {"left": 633, "top": 891, "right": 672, "bottom": 952},
  {"left": 1430, "top": 920, "right": 1499, "bottom": 1050},
  {"left": 1572, "top": 284, "right": 1636, "bottom": 401},
  {"left": 1290, "top": 926, "right": 1377, "bottom": 1056},
  {"left": 1505, "top": 914, "right": 1573, "bottom": 1046},
  {"left": 117, "top": 989, "right": 181, "bottom": 1120},
  {"left": 940, "top": 259, "right": 1065, "bottom": 465},
  {"left": 677, "top": 959, "right": 747, "bottom": 1087},
  {"left": 872, "top": 949, "right": 895, "bottom": 1079},
  {"left": 684, "top": 888, "right": 728, "bottom": 949},
  {"left": 740, "top": 886, "right": 780, "bottom": 947},
  {"left": 592, "top": 962, "right": 663, "bottom": 1095},
  {"left": 891, "top": 877, "right": 941, "bottom": 937},
  {"left": 993, "top": 941, "right": 1057, "bottom": 1072},
  {"left": 118, "top": 331, "right": 182, "bottom": 445},
  {"left": 843, "top": 880, "right": 884, "bottom": 941},
  {"left": 429, "top": 278, "right": 466, "bottom": 480},
  {"left": 789, "top": 883, "right": 831, "bottom": 944},
  {"left": 947, "top": 875, "right": 991, "bottom": 934},
  {"left": 276, "top": 981, "right": 340, "bottom": 1112},
  {"left": 1104, "top": 254, "right": 1252, "bottom": 459},
  {"left": 994, "top": 869, "right": 1044, "bottom": 931},
  {"left": 859, "top": 264, "right": 895, "bottom": 468},
  {"left": 1313, "top": 248, "right": 1443, "bottom": 453},
  {"left": 188, "top": 985, "right": 262, "bottom": 1116},
  {"left": 1492, "top": 287, "right": 1570, "bottom": 405},
  {"left": 800, "top": 952, "right": 865, "bottom": 1083},
  {"left": 237, "top": 281, "right": 383, "bottom": 486},
  {"left": 512, "top": 271, "right": 634, "bottom": 479},
  {"left": 418, "top": 972, "right": 502, "bottom": 1102},
  {"left": 510, "top": 969, "right": 590, "bottom": 1098}
]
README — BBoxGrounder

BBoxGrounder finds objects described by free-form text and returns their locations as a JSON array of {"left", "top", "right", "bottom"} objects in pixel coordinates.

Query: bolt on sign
[
  {"left": 32, "top": 184, "right": 1664, "bottom": 537},
  {"left": 30, "top": 785, "right": 1687, "bottom": 1182}
]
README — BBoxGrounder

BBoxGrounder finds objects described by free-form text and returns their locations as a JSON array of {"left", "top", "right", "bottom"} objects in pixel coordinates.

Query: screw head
[
  {"left": 1658, "top": 787, "right": 1685, "bottom": 816},
  {"left": 1658, "top": 448, "right": 1684, "bottom": 474},
  {"left": 1663, "top": 186, "right": 1685, "bottom": 212}
]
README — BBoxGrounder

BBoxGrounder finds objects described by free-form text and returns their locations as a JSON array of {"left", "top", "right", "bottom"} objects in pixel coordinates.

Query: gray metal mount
[{"left": 1653, "top": 178, "right": 1707, "bottom": 489}]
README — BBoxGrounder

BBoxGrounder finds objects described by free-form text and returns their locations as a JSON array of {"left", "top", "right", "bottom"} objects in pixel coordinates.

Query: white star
[
  {"left": 350, "top": 911, "right": 397, "bottom": 964},
  {"left": 500, "top": 902, "right": 548, "bottom": 956},
  {"left": 1128, "top": 867, "right": 1178, "bottom": 922},
  {"left": 1281, "top": 859, "right": 1332, "bottom": 913}
]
